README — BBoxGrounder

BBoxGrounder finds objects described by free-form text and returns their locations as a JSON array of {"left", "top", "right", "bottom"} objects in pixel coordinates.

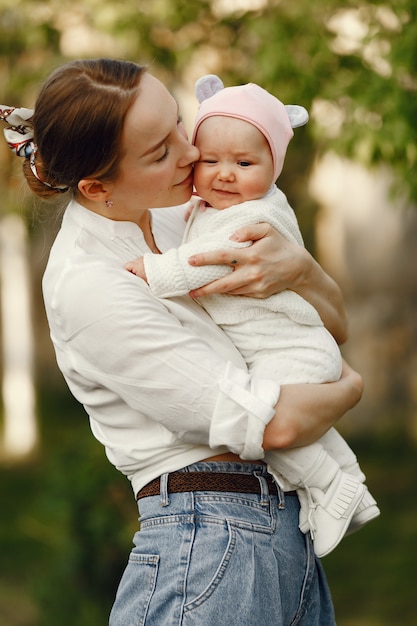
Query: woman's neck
[
  {"left": 141, "top": 211, "right": 161, "bottom": 254},
  {"left": 75, "top": 195, "right": 160, "bottom": 252}
]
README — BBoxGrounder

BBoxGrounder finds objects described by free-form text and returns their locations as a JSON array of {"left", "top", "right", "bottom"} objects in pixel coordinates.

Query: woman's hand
[
  {"left": 188, "top": 223, "right": 348, "bottom": 344},
  {"left": 189, "top": 223, "right": 294, "bottom": 298},
  {"left": 263, "top": 360, "right": 363, "bottom": 451}
]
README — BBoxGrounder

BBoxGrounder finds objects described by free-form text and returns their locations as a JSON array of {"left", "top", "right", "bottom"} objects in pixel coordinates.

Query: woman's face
[{"left": 109, "top": 73, "right": 199, "bottom": 216}]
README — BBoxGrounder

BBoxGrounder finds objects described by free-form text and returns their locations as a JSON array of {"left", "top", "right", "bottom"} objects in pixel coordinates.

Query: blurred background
[{"left": 0, "top": 1, "right": 416, "bottom": 624}]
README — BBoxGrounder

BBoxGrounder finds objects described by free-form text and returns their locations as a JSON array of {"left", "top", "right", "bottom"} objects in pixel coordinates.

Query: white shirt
[{"left": 42, "top": 200, "right": 280, "bottom": 496}]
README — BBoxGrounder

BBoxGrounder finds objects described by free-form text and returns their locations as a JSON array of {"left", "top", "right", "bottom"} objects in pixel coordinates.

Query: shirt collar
[{"left": 65, "top": 199, "right": 144, "bottom": 238}]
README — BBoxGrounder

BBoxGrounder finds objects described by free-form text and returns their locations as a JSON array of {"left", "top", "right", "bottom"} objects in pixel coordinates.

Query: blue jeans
[{"left": 109, "top": 462, "right": 336, "bottom": 625}]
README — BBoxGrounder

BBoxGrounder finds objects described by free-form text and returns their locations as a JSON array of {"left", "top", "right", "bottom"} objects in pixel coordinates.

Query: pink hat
[{"left": 193, "top": 75, "right": 308, "bottom": 181}]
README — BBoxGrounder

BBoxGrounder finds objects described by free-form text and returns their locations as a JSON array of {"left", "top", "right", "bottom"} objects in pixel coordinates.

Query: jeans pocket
[
  {"left": 184, "top": 519, "right": 237, "bottom": 612},
  {"left": 109, "top": 553, "right": 159, "bottom": 626}
]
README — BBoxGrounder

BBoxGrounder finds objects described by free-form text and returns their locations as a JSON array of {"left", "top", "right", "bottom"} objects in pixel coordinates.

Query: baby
[{"left": 126, "top": 75, "right": 379, "bottom": 557}]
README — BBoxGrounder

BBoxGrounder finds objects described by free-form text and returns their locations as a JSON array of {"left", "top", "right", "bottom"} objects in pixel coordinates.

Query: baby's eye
[{"left": 238, "top": 161, "right": 251, "bottom": 167}]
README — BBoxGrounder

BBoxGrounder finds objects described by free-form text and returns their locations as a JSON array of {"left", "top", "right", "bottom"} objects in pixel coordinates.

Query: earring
[{"left": 105, "top": 199, "right": 114, "bottom": 208}]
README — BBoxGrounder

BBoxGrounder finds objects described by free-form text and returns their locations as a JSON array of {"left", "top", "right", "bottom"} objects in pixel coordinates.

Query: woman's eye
[{"left": 156, "top": 147, "right": 169, "bottom": 163}]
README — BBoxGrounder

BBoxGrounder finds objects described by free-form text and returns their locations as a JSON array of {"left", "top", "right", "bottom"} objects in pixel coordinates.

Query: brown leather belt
[{"left": 136, "top": 471, "right": 297, "bottom": 500}]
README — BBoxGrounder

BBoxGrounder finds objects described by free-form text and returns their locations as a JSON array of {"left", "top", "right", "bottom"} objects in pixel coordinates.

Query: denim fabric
[{"left": 109, "top": 462, "right": 336, "bottom": 626}]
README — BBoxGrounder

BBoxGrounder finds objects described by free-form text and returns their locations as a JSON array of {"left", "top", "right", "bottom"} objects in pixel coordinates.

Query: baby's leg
[
  {"left": 313, "top": 430, "right": 380, "bottom": 540},
  {"left": 318, "top": 428, "right": 365, "bottom": 481},
  {"left": 317, "top": 431, "right": 381, "bottom": 537},
  {"left": 265, "top": 443, "right": 340, "bottom": 492},
  {"left": 265, "top": 444, "right": 365, "bottom": 558}
]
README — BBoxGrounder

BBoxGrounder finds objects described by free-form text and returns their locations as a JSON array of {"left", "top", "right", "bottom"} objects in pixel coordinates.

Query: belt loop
[
  {"left": 276, "top": 483, "right": 285, "bottom": 509},
  {"left": 160, "top": 472, "right": 169, "bottom": 507},
  {"left": 254, "top": 471, "right": 269, "bottom": 506}
]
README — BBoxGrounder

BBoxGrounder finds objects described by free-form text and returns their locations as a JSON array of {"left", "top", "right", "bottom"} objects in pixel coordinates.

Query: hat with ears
[{"left": 193, "top": 74, "right": 309, "bottom": 181}]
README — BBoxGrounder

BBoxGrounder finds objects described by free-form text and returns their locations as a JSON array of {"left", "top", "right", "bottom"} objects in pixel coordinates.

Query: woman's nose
[{"left": 179, "top": 139, "right": 200, "bottom": 167}]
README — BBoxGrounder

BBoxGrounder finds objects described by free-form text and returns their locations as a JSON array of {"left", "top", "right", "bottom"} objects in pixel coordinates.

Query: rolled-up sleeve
[{"left": 209, "top": 362, "right": 280, "bottom": 459}]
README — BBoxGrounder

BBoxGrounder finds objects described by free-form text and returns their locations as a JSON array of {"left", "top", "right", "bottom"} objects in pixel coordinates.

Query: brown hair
[{"left": 23, "top": 58, "right": 146, "bottom": 199}]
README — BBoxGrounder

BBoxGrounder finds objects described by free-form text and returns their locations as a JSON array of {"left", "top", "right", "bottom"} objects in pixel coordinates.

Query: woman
[{"left": 1, "top": 59, "right": 361, "bottom": 625}]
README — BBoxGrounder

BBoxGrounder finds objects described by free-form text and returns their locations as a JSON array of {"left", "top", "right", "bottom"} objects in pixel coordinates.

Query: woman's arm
[
  {"left": 188, "top": 223, "right": 348, "bottom": 344},
  {"left": 263, "top": 360, "right": 363, "bottom": 451},
  {"left": 57, "top": 259, "right": 359, "bottom": 459}
]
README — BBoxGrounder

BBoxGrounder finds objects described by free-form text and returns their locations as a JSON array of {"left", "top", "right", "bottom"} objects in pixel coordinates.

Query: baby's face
[{"left": 193, "top": 116, "right": 274, "bottom": 209}]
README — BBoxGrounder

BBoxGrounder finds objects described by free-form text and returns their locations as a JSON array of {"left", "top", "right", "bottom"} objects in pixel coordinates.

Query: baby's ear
[
  {"left": 285, "top": 105, "right": 309, "bottom": 128},
  {"left": 195, "top": 75, "right": 224, "bottom": 103}
]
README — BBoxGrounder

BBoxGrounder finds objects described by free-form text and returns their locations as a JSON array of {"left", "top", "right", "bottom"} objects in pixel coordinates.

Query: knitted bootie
[
  {"left": 298, "top": 471, "right": 366, "bottom": 558},
  {"left": 346, "top": 487, "right": 380, "bottom": 535}
]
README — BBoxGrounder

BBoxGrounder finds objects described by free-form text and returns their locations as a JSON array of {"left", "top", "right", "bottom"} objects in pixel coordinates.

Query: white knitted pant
[{"left": 221, "top": 312, "right": 361, "bottom": 492}]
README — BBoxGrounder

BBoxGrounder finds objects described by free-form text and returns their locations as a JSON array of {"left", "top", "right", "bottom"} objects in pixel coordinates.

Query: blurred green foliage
[
  {"left": 325, "top": 434, "right": 417, "bottom": 626},
  {"left": 1, "top": 0, "right": 416, "bottom": 210},
  {"left": 1, "top": 1, "right": 416, "bottom": 624}
]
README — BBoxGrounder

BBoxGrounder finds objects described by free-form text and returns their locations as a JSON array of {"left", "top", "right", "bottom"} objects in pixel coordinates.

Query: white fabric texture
[
  {"left": 144, "top": 186, "right": 322, "bottom": 326},
  {"left": 42, "top": 200, "right": 281, "bottom": 496},
  {"left": 142, "top": 187, "right": 363, "bottom": 495},
  {"left": 140, "top": 189, "right": 377, "bottom": 542}
]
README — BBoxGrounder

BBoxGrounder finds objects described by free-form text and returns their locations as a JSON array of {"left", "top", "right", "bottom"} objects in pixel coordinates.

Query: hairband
[{"left": 0, "top": 105, "right": 69, "bottom": 192}]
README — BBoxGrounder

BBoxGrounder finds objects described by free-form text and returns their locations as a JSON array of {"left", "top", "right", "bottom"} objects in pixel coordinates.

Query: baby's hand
[{"left": 125, "top": 256, "right": 148, "bottom": 282}]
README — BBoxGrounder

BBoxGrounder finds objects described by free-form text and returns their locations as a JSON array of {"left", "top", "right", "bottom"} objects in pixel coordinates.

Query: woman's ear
[{"left": 78, "top": 178, "right": 112, "bottom": 203}]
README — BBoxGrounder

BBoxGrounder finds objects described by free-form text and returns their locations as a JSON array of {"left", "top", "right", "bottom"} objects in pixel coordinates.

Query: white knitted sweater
[{"left": 144, "top": 186, "right": 322, "bottom": 327}]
